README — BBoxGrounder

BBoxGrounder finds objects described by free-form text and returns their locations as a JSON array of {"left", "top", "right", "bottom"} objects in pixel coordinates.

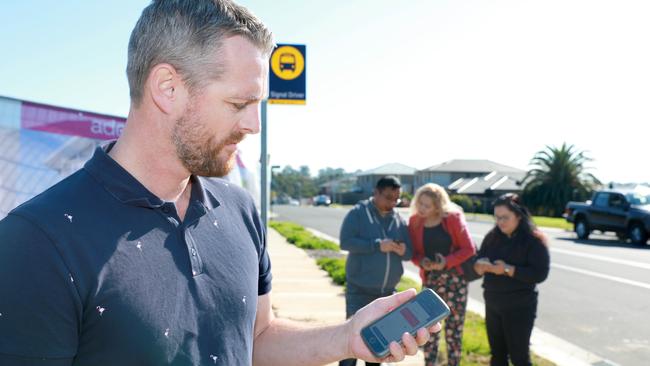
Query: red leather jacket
[{"left": 408, "top": 211, "right": 476, "bottom": 282}]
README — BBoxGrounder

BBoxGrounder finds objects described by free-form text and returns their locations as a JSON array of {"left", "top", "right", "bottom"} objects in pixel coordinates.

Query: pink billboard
[{"left": 20, "top": 101, "right": 125, "bottom": 140}]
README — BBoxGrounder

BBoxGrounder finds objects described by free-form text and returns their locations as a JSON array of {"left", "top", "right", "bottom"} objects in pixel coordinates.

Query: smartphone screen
[{"left": 361, "top": 289, "right": 450, "bottom": 358}]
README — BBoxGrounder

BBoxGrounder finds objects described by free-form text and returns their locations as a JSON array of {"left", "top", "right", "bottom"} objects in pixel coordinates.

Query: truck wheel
[
  {"left": 616, "top": 232, "right": 628, "bottom": 242},
  {"left": 575, "top": 219, "right": 590, "bottom": 240},
  {"left": 628, "top": 223, "right": 648, "bottom": 245}
]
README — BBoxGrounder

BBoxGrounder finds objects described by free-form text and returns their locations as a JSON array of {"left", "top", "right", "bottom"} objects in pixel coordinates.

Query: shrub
[
  {"left": 450, "top": 194, "right": 475, "bottom": 212},
  {"left": 317, "top": 257, "right": 346, "bottom": 285}
]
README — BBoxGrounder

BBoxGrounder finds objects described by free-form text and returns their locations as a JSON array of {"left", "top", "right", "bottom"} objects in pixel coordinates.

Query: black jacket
[{"left": 478, "top": 228, "right": 550, "bottom": 305}]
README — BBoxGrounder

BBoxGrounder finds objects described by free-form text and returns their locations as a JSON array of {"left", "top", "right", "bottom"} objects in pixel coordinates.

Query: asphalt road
[{"left": 272, "top": 205, "right": 650, "bottom": 366}]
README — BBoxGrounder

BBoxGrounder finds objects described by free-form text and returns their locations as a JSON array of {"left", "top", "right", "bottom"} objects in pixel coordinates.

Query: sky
[{"left": 1, "top": 0, "right": 649, "bottom": 183}]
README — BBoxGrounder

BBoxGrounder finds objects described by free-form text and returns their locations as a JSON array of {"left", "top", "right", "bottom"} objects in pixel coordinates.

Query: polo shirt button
[
  {"left": 192, "top": 270, "right": 197, "bottom": 276},
  {"left": 191, "top": 248, "right": 197, "bottom": 256},
  {"left": 162, "top": 206, "right": 170, "bottom": 213}
]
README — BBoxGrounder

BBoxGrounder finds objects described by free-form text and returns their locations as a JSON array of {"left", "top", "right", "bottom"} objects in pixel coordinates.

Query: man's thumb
[{"left": 378, "top": 288, "right": 417, "bottom": 312}]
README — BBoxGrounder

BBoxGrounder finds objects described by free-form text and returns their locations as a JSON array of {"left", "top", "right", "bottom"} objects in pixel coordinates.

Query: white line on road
[
  {"left": 550, "top": 247, "right": 650, "bottom": 270},
  {"left": 552, "top": 263, "right": 650, "bottom": 291}
]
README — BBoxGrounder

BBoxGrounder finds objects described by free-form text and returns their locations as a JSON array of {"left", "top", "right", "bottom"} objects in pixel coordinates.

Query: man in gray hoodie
[{"left": 339, "top": 176, "right": 414, "bottom": 366}]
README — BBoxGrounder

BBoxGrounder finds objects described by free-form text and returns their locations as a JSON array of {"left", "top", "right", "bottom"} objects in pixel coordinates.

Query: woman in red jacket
[{"left": 409, "top": 183, "right": 476, "bottom": 366}]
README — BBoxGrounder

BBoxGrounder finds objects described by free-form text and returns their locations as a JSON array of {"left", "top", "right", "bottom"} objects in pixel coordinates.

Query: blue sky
[{"left": 2, "top": 1, "right": 649, "bottom": 183}]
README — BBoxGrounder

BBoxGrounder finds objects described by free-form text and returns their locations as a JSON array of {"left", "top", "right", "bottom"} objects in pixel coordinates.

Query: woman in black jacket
[{"left": 474, "top": 193, "right": 550, "bottom": 366}]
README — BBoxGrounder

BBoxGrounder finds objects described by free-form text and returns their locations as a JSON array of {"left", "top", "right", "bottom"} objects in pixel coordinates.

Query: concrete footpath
[{"left": 267, "top": 228, "right": 425, "bottom": 366}]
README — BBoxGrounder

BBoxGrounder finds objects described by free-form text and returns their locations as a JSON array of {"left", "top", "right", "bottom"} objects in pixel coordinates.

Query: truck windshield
[{"left": 626, "top": 193, "right": 650, "bottom": 205}]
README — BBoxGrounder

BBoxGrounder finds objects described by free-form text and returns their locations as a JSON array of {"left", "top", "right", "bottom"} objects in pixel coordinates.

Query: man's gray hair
[{"left": 127, "top": 0, "right": 274, "bottom": 105}]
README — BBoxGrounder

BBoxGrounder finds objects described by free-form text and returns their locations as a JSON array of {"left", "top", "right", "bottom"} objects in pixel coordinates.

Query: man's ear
[{"left": 147, "top": 63, "right": 186, "bottom": 115}]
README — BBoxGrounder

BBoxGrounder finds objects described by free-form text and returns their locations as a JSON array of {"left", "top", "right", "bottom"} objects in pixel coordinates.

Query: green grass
[
  {"left": 269, "top": 221, "right": 339, "bottom": 250},
  {"left": 316, "top": 257, "right": 347, "bottom": 285},
  {"left": 531, "top": 216, "right": 572, "bottom": 230},
  {"left": 433, "top": 311, "right": 554, "bottom": 365},
  {"left": 396, "top": 276, "right": 422, "bottom": 293},
  {"left": 465, "top": 212, "right": 572, "bottom": 230}
]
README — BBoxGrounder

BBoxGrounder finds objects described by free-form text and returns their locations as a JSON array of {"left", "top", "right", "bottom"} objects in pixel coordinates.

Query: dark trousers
[
  {"left": 339, "top": 286, "right": 388, "bottom": 366},
  {"left": 485, "top": 298, "right": 537, "bottom": 366}
]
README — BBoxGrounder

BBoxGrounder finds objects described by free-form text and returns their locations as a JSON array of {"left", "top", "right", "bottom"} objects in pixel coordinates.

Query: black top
[
  {"left": 0, "top": 144, "right": 272, "bottom": 366},
  {"left": 477, "top": 228, "right": 550, "bottom": 305},
  {"left": 423, "top": 224, "right": 452, "bottom": 260}
]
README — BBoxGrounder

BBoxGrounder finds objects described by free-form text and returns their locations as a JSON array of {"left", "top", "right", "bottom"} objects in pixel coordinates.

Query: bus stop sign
[{"left": 268, "top": 44, "right": 306, "bottom": 105}]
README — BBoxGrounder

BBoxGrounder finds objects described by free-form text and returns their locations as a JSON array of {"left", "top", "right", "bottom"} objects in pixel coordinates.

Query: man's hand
[
  {"left": 393, "top": 241, "right": 407, "bottom": 256},
  {"left": 379, "top": 239, "right": 396, "bottom": 253},
  {"left": 345, "top": 289, "right": 442, "bottom": 363},
  {"left": 379, "top": 239, "right": 405, "bottom": 255}
]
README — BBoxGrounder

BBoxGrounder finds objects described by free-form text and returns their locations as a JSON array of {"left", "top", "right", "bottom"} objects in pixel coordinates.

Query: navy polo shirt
[{"left": 0, "top": 144, "right": 272, "bottom": 366}]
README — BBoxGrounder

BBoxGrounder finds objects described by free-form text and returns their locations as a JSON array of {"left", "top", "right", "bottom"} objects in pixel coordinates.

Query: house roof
[
  {"left": 319, "top": 175, "right": 357, "bottom": 188},
  {"left": 420, "top": 159, "right": 524, "bottom": 174},
  {"left": 357, "top": 163, "right": 417, "bottom": 176},
  {"left": 449, "top": 171, "right": 527, "bottom": 195}
]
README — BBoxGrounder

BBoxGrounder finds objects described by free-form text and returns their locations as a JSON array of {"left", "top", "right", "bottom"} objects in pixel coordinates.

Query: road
[{"left": 272, "top": 205, "right": 650, "bottom": 366}]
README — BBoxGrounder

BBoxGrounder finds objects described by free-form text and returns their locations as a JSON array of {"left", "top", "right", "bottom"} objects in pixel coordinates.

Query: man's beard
[{"left": 172, "top": 110, "right": 245, "bottom": 177}]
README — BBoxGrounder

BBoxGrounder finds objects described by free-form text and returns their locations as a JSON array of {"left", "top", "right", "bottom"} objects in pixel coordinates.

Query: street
[{"left": 272, "top": 205, "right": 650, "bottom": 366}]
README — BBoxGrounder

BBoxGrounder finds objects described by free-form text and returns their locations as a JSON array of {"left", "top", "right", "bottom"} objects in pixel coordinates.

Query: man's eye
[{"left": 232, "top": 103, "right": 247, "bottom": 110}]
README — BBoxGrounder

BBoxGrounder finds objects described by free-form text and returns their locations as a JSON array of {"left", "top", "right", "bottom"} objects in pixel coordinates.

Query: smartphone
[{"left": 361, "top": 289, "right": 450, "bottom": 358}]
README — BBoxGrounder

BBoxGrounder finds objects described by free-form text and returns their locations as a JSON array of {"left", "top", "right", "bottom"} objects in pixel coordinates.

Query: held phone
[{"left": 361, "top": 289, "right": 450, "bottom": 358}]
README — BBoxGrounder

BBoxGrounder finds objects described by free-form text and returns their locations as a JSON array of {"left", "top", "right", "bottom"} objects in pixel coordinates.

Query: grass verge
[
  {"left": 269, "top": 221, "right": 339, "bottom": 250},
  {"left": 465, "top": 213, "right": 572, "bottom": 231}
]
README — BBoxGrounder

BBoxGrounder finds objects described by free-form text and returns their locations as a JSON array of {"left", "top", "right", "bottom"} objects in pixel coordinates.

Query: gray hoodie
[{"left": 340, "top": 199, "right": 413, "bottom": 295}]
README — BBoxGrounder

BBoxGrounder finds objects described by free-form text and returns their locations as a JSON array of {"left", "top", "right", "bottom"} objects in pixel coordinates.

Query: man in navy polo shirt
[{"left": 0, "top": 1, "right": 439, "bottom": 365}]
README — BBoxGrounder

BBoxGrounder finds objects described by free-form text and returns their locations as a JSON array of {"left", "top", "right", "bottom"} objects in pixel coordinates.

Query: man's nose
[{"left": 241, "top": 105, "right": 261, "bottom": 134}]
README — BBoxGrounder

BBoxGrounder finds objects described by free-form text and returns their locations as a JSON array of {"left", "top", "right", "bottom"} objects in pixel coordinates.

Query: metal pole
[{"left": 260, "top": 100, "right": 269, "bottom": 229}]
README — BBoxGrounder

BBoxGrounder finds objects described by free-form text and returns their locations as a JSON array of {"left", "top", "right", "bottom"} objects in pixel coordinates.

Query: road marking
[
  {"left": 552, "top": 263, "right": 650, "bottom": 291},
  {"left": 550, "top": 247, "right": 650, "bottom": 270}
]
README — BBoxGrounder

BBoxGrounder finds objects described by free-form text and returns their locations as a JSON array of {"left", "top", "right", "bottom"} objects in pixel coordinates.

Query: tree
[
  {"left": 521, "top": 143, "right": 601, "bottom": 217},
  {"left": 315, "top": 167, "right": 346, "bottom": 186},
  {"left": 271, "top": 165, "right": 317, "bottom": 199}
]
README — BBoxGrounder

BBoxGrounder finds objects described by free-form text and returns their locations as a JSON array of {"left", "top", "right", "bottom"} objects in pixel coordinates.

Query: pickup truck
[{"left": 564, "top": 189, "right": 650, "bottom": 245}]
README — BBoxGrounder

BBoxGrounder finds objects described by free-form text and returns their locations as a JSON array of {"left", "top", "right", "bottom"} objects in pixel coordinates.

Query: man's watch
[{"left": 504, "top": 265, "right": 510, "bottom": 275}]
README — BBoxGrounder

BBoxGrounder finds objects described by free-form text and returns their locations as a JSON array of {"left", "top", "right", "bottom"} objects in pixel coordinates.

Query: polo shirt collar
[{"left": 83, "top": 142, "right": 220, "bottom": 211}]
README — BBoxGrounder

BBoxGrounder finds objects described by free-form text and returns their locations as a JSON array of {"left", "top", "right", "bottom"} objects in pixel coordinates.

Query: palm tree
[{"left": 521, "top": 143, "right": 601, "bottom": 217}]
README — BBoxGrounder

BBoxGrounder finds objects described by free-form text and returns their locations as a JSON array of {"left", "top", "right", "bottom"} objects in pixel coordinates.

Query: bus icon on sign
[{"left": 279, "top": 53, "right": 296, "bottom": 71}]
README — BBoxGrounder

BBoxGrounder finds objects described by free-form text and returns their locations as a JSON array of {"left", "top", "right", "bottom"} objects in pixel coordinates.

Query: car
[
  {"left": 313, "top": 195, "right": 332, "bottom": 206},
  {"left": 288, "top": 198, "right": 300, "bottom": 206},
  {"left": 564, "top": 188, "right": 650, "bottom": 245}
]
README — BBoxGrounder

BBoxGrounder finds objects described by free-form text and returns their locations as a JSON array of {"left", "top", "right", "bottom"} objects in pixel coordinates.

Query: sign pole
[
  {"left": 260, "top": 100, "right": 269, "bottom": 229},
  {"left": 263, "top": 43, "right": 305, "bottom": 230}
]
